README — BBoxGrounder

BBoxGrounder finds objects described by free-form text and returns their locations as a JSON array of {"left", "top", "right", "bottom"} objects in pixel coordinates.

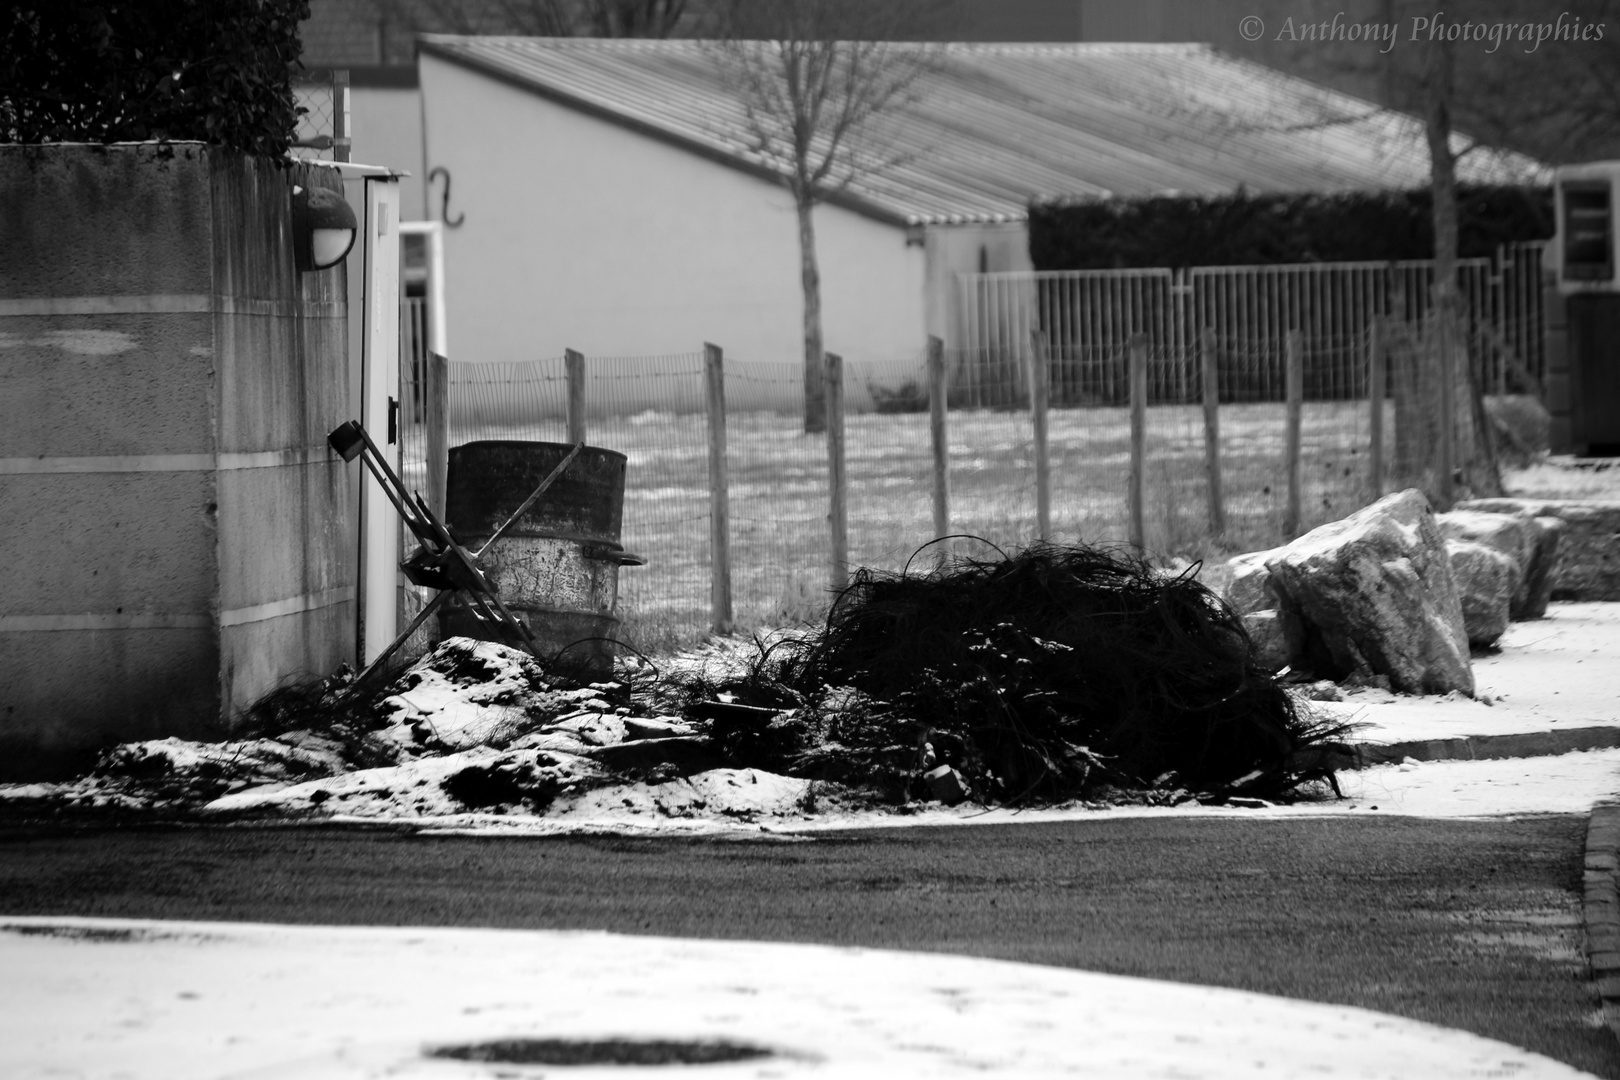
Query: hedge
[
  {"left": 1028, "top": 186, "right": 1554, "bottom": 271},
  {"left": 1, "top": 0, "right": 310, "bottom": 159}
]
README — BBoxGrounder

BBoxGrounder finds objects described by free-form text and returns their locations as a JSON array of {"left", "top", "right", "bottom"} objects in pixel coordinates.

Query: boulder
[
  {"left": 1241, "top": 608, "right": 1301, "bottom": 673},
  {"left": 1520, "top": 516, "right": 1565, "bottom": 619},
  {"left": 1435, "top": 508, "right": 1565, "bottom": 620},
  {"left": 1443, "top": 539, "right": 1516, "bottom": 647},
  {"left": 1224, "top": 547, "right": 1287, "bottom": 617},
  {"left": 1435, "top": 509, "right": 1531, "bottom": 619},
  {"left": 1264, "top": 489, "right": 1473, "bottom": 696},
  {"left": 1457, "top": 498, "right": 1619, "bottom": 601}
]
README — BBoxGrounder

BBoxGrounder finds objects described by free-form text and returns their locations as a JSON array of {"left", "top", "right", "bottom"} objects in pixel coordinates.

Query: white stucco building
[{"left": 415, "top": 38, "right": 1533, "bottom": 388}]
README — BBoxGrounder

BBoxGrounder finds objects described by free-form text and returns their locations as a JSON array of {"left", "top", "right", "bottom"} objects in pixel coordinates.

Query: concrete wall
[
  {"left": 0, "top": 144, "right": 355, "bottom": 778},
  {"left": 419, "top": 54, "right": 929, "bottom": 410}
]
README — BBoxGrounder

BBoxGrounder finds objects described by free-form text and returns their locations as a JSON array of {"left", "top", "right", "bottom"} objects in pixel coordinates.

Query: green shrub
[
  {"left": 1029, "top": 186, "right": 1553, "bottom": 270},
  {"left": 1, "top": 0, "right": 309, "bottom": 159}
]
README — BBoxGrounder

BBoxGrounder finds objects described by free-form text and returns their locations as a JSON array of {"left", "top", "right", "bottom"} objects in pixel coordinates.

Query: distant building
[{"left": 414, "top": 36, "right": 1532, "bottom": 381}]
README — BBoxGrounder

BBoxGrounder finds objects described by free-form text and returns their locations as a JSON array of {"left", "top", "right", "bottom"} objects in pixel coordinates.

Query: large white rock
[
  {"left": 1224, "top": 546, "right": 1287, "bottom": 617},
  {"left": 1240, "top": 609, "right": 1301, "bottom": 673},
  {"left": 1443, "top": 538, "right": 1516, "bottom": 647},
  {"left": 1434, "top": 508, "right": 1567, "bottom": 621},
  {"left": 1458, "top": 498, "right": 1616, "bottom": 601},
  {"left": 1264, "top": 489, "right": 1473, "bottom": 696}
]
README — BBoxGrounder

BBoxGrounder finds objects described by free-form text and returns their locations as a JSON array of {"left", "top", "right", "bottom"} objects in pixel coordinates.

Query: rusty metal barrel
[{"left": 442, "top": 440, "right": 642, "bottom": 675}]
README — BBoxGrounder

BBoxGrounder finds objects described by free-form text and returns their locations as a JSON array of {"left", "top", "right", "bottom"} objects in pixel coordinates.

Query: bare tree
[
  {"left": 1233, "top": 0, "right": 1564, "bottom": 503},
  {"left": 709, "top": 0, "right": 947, "bottom": 432}
]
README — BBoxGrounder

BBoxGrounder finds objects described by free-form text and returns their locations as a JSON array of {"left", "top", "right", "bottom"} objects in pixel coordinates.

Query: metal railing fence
[{"left": 954, "top": 243, "right": 1546, "bottom": 408}]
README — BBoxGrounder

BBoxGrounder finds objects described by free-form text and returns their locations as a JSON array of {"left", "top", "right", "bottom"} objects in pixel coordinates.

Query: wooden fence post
[
  {"left": 825, "top": 351, "right": 848, "bottom": 592},
  {"left": 565, "top": 347, "right": 586, "bottom": 445},
  {"left": 1368, "top": 318, "right": 1385, "bottom": 501},
  {"left": 1128, "top": 333, "right": 1147, "bottom": 550},
  {"left": 1284, "top": 329, "right": 1304, "bottom": 537},
  {"left": 426, "top": 350, "right": 449, "bottom": 521},
  {"left": 703, "top": 342, "right": 733, "bottom": 635},
  {"left": 927, "top": 335, "right": 950, "bottom": 541},
  {"left": 1029, "top": 330, "right": 1052, "bottom": 542},
  {"left": 1199, "top": 326, "right": 1225, "bottom": 538}
]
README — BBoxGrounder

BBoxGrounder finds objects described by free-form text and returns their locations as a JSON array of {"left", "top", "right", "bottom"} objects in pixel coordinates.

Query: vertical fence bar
[
  {"left": 1128, "top": 333, "right": 1147, "bottom": 549},
  {"left": 1029, "top": 330, "right": 1052, "bottom": 541},
  {"left": 1368, "top": 318, "right": 1385, "bottom": 502},
  {"left": 928, "top": 335, "right": 950, "bottom": 541},
  {"left": 565, "top": 347, "right": 586, "bottom": 445},
  {"left": 703, "top": 342, "right": 733, "bottom": 634},
  {"left": 1199, "top": 325, "right": 1225, "bottom": 537},
  {"left": 825, "top": 351, "right": 848, "bottom": 591},
  {"left": 1284, "top": 329, "right": 1304, "bottom": 537}
]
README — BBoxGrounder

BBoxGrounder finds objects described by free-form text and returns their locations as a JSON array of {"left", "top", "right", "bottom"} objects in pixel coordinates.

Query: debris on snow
[
  {"left": 556, "top": 768, "right": 812, "bottom": 822},
  {"left": 3, "top": 541, "right": 1368, "bottom": 829},
  {"left": 204, "top": 748, "right": 606, "bottom": 819},
  {"left": 680, "top": 542, "right": 1354, "bottom": 805}
]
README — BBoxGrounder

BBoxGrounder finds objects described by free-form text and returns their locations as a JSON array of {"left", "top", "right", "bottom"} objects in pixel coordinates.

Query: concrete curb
[
  {"left": 1584, "top": 804, "right": 1620, "bottom": 1048},
  {"left": 1350, "top": 726, "right": 1620, "bottom": 769}
]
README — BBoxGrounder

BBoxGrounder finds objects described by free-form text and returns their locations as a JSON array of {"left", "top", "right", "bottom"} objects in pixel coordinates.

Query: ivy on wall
[
  {"left": 1028, "top": 186, "right": 1554, "bottom": 271},
  {"left": 1, "top": 0, "right": 310, "bottom": 159}
]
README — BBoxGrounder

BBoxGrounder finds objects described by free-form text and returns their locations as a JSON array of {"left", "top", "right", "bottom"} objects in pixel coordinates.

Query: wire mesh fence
[
  {"left": 391, "top": 251, "right": 1532, "bottom": 651},
  {"left": 291, "top": 70, "right": 347, "bottom": 160},
  {"left": 398, "top": 331, "right": 1400, "bottom": 653}
]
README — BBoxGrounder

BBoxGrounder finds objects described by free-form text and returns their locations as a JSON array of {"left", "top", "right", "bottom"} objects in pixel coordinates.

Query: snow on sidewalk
[
  {"left": 1310, "top": 602, "right": 1620, "bottom": 745},
  {"left": 0, "top": 916, "right": 1598, "bottom": 1080}
]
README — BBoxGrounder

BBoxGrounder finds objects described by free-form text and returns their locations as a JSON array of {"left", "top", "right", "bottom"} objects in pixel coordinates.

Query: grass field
[{"left": 573, "top": 400, "right": 1383, "bottom": 651}]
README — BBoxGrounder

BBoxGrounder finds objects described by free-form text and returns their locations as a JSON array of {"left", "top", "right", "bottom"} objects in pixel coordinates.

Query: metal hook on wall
[{"left": 429, "top": 166, "right": 464, "bottom": 228}]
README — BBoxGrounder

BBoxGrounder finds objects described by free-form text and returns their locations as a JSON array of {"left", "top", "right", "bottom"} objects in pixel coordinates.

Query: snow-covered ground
[
  {"left": 6, "top": 606, "right": 1618, "bottom": 837},
  {"left": 4, "top": 605, "right": 1618, "bottom": 1078},
  {"left": 0, "top": 916, "right": 1599, "bottom": 1080}
]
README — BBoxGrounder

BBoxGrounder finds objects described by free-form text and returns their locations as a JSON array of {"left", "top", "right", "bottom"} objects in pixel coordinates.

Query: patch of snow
[
  {"left": 545, "top": 710, "right": 626, "bottom": 746},
  {"left": 556, "top": 768, "right": 811, "bottom": 822},
  {"left": 506, "top": 729, "right": 594, "bottom": 754},
  {"left": 0, "top": 917, "right": 1596, "bottom": 1079},
  {"left": 202, "top": 748, "right": 605, "bottom": 820},
  {"left": 96, "top": 736, "right": 342, "bottom": 782}
]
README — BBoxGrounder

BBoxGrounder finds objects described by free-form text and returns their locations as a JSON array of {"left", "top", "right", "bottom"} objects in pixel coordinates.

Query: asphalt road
[{"left": 1, "top": 814, "right": 1613, "bottom": 1077}]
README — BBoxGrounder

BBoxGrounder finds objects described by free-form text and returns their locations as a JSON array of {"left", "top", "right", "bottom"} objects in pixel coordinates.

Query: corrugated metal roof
[{"left": 418, "top": 37, "right": 1546, "bottom": 227}]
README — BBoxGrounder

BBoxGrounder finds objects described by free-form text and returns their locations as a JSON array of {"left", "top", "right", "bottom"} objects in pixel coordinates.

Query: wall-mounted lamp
[{"left": 291, "top": 183, "right": 358, "bottom": 272}]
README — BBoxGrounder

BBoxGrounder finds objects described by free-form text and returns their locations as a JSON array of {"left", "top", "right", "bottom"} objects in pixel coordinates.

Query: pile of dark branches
[{"left": 684, "top": 542, "right": 1353, "bottom": 805}]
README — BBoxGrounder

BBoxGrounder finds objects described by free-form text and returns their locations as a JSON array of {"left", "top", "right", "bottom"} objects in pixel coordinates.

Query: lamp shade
[{"left": 291, "top": 184, "right": 358, "bottom": 272}]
